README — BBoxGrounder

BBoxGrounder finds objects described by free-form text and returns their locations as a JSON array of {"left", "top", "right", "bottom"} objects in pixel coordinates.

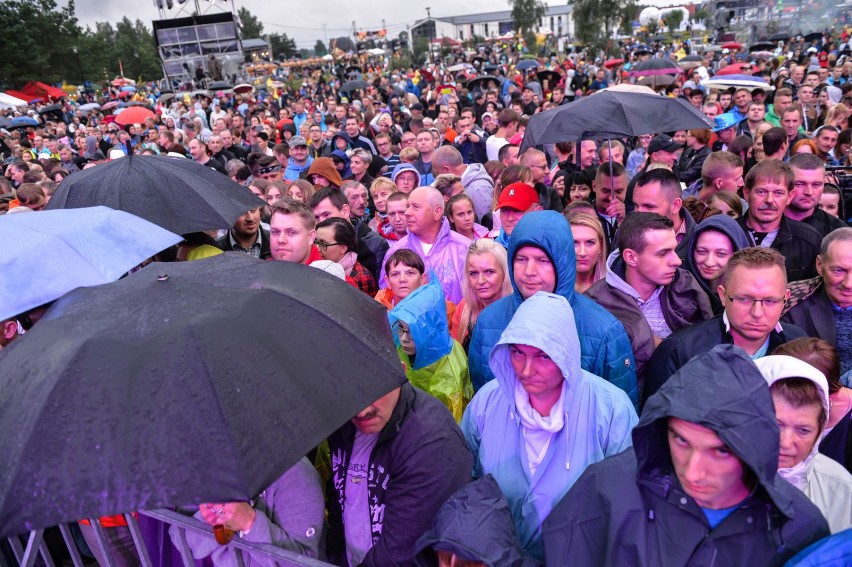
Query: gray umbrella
[{"left": 0, "top": 253, "right": 407, "bottom": 537}]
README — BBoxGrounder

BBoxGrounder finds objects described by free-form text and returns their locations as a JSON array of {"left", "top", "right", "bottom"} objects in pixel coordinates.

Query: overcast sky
[{"left": 64, "top": 0, "right": 532, "bottom": 49}]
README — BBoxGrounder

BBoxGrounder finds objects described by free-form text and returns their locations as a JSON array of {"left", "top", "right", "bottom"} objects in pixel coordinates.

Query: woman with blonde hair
[
  {"left": 565, "top": 209, "right": 607, "bottom": 293},
  {"left": 824, "top": 103, "right": 850, "bottom": 130},
  {"left": 450, "top": 240, "right": 512, "bottom": 351}
]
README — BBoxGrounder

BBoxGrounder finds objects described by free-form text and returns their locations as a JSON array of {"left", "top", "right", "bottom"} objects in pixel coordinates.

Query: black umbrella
[
  {"left": 769, "top": 32, "right": 790, "bottom": 42},
  {"left": 749, "top": 42, "right": 775, "bottom": 53},
  {"left": 341, "top": 79, "right": 369, "bottom": 92},
  {"left": 803, "top": 31, "right": 822, "bottom": 42},
  {"left": 519, "top": 91, "right": 714, "bottom": 152},
  {"left": 628, "top": 58, "right": 682, "bottom": 76},
  {"left": 484, "top": 64, "right": 501, "bottom": 73},
  {"left": 470, "top": 56, "right": 487, "bottom": 67},
  {"left": 537, "top": 70, "right": 562, "bottom": 86},
  {"left": 37, "top": 103, "right": 63, "bottom": 115},
  {"left": 45, "top": 154, "right": 266, "bottom": 234},
  {"left": 651, "top": 34, "right": 668, "bottom": 42},
  {"left": 466, "top": 75, "right": 504, "bottom": 92},
  {"left": 331, "top": 36, "right": 355, "bottom": 52},
  {"left": 0, "top": 253, "right": 406, "bottom": 538}
]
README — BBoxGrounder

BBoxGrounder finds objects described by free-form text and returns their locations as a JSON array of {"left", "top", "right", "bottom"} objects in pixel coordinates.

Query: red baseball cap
[{"left": 497, "top": 182, "right": 539, "bottom": 211}]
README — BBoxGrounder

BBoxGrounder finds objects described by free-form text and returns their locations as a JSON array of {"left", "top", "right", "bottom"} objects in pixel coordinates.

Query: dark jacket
[
  {"left": 414, "top": 476, "right": 538, "bottom": 567},
  {"left": 677, "top": 145, "right": 711, "bottom": 186},
  {"left": 798, "top": 208, "right": 848, "bottom": 239},
  {"left": 325, "top": 383, "right": 472, "bottom": 567},
  {"left": 642, "top": 315, "right": 807, "bottom": 409},
  {"left": 684, "top": 215, "right": 750, "bottom": 315},
  {"left": 781, "top": 278, "right": 836, "bottom": 345},
  {"left": 214, "top": 228, "right": 272, "bottom": 259},
  {"left": 453, "top": 127, "right": 490, "bottom": 165},
  {"left": 585, "top": 257, "right": 712, "bottom": 390},
  {"left": 737, "top": 216, "right": 822, "bottom": 282},
  {"left": 543, "top": 345, "right": 831, "bottom": 567},
  {"left": 532, "top": 181, "right": 563, "bottom": 213},
  {"left": 674, "top": 207, "right": 697, "bottom": 261},
  {"left": 354, "top": 218, "right": 389, "bottom": 283}
]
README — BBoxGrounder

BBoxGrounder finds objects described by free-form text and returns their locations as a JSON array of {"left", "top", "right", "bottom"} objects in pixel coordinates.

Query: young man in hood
[
  {"left": 543, "top": 345, "right": 830, "bottom": 566},
  {"left": 468, "top": 211, "right": 638, "bottom": 407},
  {"left": 463, "top": 292, "right": 636, "bottom": 560},
  {"left": 432, "top": 145, "right": 495, "bottom": 220}
]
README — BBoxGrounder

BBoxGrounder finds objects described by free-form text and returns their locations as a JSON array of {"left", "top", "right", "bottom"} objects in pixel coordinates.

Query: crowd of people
[{"left": 4, "top": 23, "right": 852, "bottom": 567}]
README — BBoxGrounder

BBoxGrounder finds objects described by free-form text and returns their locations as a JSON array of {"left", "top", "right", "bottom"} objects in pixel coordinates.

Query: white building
[{"left": 410, "top": 4, "right": 574, "bottom": 44}]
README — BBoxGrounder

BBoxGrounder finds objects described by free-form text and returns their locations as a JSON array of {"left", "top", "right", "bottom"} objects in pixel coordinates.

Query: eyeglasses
[
  {"left": 392, "top": 321, "right": 411, "bottom": 338},
  {"left": 314, "top": 240, "right": 345, "bottom": 252},
  {"left": 529, "top": 163, "right": 549, "bottom": 170},
  {"left": 723, "top": 289, "right": 785, "bottom": 309}
]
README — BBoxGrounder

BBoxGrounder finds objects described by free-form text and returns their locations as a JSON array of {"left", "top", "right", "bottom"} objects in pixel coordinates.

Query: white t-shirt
[{"left": 486, "top": 136, "right": 509, "bottom": 161}]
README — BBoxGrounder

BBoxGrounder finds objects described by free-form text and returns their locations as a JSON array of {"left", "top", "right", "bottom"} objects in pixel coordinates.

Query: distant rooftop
[{"left": 414, "top": 4, "right": 573, "bottom": 27}]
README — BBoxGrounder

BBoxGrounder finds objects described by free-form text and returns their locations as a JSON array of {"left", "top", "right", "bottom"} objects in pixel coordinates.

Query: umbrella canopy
[
  {"left": 0, "top": 92, "right": 28, "bottom": 109},
  {"left": 466, "top": 75, "right": 503, "bottom": 92},
  {"left": 601, "top": 84, "right": 657, "bottom": 95},
  {"left": 637, "top": 74, "right": 676, "bottom": 87},
  {"left": 447, "top": 63, "right": 474, "bottom": 72},
  {"left": 651, "top": 34, "right": 668, "bottom": 42},
  {"left": 37, "top": 103, "right": 63, "bottom": 115},
  {"left": 101, "top": 100, "right": 121, "bottom": 111},
  {"left": 519, "top": 91, "right": 714, "bottom": 152},
  {"left": 45, "top": 155, "right": 266, "bottom": 234},
  {"left": 604, "top": 58, "right": 625, "bottom": 69},
  {"left": 78, "top": 102, "right": 101, "bottom": 112},
  {"left": 722, "top": 41, "right": 743, "bottom": 50},
  {"left": 628, "top": 58, "right": 681, "bottom": 77},
  {"left": 702, "top": 75, "right": 769, "bottom": 91},
  {"left": 114, "top": 106, "right": 157, "bottom": 126},
  {"left": 341, "top": 79, "right": 368, "bottom": 92},
  {"left": 0, "top": 116, "right": 11, "bottom": 129},
  {"left": 769, "top": 32, "right": 790, "bottom": 42},
  {"left": 7, "top": 116, "right": 39, "bottom": 129},
  {"left": 537, "top": 70, "right": 562, "bottom": 85},
  {"left": 0, "top": 253, "right": 407, "bottom": 537},
  {"left": 233, "top": 83, "right": 253, "bottom": 94},
  {"left": 749, "top": 41, "right": 775, "bottom": 53},
  {"left": 678, "top": 54, "right": 705, "bottom": 69},
  {"left": 470, "top": 56, "right": 487, "bottom": 66},
  {"left": 0, "top": 206, "right": 181, "bottom": 321},
  {"left": 715, "top": 63, "right": 760, "bottom": 76},
  {"left": 803, "top": 31, "right": 822, "bottom": 42},
  {"left": 516, "top": 59, "right": 539, "bottom": 71}
]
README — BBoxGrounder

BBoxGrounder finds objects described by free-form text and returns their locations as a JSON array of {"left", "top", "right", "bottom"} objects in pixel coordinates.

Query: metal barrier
[{"left": 5, "top": 509, "right": 335, "bottom": 567}]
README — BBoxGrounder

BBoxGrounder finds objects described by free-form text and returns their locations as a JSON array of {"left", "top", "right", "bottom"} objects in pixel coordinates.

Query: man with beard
[{"left": 215, "top": 207, "right": 270, "bottom": 259}]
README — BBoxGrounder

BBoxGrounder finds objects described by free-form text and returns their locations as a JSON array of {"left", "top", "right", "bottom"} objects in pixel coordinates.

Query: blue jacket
[
  {"left": 467, "top": 211, "right": 638, "bottom": 406},
  {"left": 285, "top": 156, "right": 313, "bottom": 181},
  {"left": 462, "top": 292, "right": 637, "bottom": 560}
]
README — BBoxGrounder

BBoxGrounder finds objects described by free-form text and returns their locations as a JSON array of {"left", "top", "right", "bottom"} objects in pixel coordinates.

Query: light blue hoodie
[{"left": 462, "top": 292, "right": 638, "bottom": 560}]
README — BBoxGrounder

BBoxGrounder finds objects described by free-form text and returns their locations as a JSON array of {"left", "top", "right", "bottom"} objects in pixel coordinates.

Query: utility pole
[{"left": 426, "top": 7, "right": 434, "bottom": 65}]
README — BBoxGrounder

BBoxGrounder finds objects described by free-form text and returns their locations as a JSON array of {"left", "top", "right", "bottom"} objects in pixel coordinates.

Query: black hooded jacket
[
  {"left": 543, "top": 345, "right": 830, "bottom": 567},
  {"left": 415, "top": 475, "right": 539, "bottom": 567}
]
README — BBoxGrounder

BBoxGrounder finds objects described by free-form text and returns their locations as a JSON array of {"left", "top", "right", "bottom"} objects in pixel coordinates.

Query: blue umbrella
[
  {"left": 516, "top": 59, "right": 540, "bottom": 71},
  {"left": 120, "top": 85, "right": 136, "bottom": 93},
  {"left": 0, "top": 206, "right": 181, "bottom": 320},
  {"left": 8, "top": 116, "right": 39, "bottom": 129}
]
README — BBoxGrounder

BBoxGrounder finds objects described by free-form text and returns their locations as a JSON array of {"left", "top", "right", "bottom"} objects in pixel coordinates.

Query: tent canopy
[
  {"left": 0, "top": 93, "right": 29, "bottom": 109},
  {"left": 21, "top": 81, "right": 66, "bottom": 101}
]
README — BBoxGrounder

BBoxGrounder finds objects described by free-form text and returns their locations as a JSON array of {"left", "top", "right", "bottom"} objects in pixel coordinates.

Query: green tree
[
  {"left": 237, "top": 6, "right": 263, "bottom": 38},
  {"left": 621, "top": 1, "right": 641, "bottom": 36},
  {"left": 573, "top": 0, "right": 629, "bottom": 56},
  {"left": 509, "top": 0, "right": 546, "bottom": 36},
  {"left": 645, "top": 17, "right": 660, "bottom": 37},
  {"left": 269, "top": 32, "right": 297, "bottom": 60},
  {"left": 692, "top": 8, "right": 710, "bottom": 25},
  {"left": 663, "top": 10, "right": 684, "bottom": 33},
  {"left": 113, "top": 17, "right": 161, "bottom": 81},
  {"left": 314, "top": 39, "right": 328, "bottom": 57},
  {"left": 0, "top": 0, "right": 82, "bottom": 87}
]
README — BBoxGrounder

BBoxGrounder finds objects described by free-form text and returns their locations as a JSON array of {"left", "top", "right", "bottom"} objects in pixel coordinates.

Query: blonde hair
[
  {"left": 565, "top": 210, "right": 608, "bottom": 285},
  {"left": 399, "top": 147, "right": 419, "bottom": 163},
  {"left": 458, "top": 240, "right": 512, "bottom": 345},
  {"left": 370, "top": 176, "right": 398, "bottom": 197}
]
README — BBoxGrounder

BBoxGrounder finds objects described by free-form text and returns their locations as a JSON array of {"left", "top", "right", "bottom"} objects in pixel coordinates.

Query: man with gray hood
[
  {"left": 432, "top": 145, "right": 495, "bottom": 219},
  {"left": 543, "top": 345, "right": 830, "bottom": 566}
]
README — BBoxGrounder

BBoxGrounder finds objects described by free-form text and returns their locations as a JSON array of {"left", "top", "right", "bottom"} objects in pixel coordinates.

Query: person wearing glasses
[
  {"left": 315, "top": 217, "right": 377, "bottom": 296},
  {"left": 643, "top": 247, "right": 808, "bottom": 409}
]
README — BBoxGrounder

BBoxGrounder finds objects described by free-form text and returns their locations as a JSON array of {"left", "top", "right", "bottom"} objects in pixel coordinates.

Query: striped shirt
[{"left": 637, "top": 286, "right": 673, "bottom": 339}]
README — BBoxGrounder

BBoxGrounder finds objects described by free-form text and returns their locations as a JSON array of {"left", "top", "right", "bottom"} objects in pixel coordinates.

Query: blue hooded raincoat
[
  {"left": 467, "top": 211, "right": 638, "bottom": 406},
  {"left": 389, "top": 277, "right": 472, "bottom": 422},
  {"left": 462, "top": 292, "right": 637, "bottom": 560}
]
